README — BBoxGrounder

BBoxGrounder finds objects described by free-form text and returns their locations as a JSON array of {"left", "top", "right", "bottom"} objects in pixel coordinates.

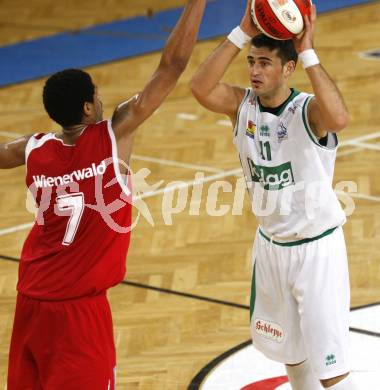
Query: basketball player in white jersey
[{"left": 190, "top": 1, "right": 358, "bottom": 389}]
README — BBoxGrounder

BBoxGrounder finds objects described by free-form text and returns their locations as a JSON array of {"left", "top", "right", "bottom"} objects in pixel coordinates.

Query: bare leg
[
  {"left": 285, "top": 360, "right": 322, "bottom": 390},
  {"left": 321, "top": 373, "right": 359, "bottom": 389}
]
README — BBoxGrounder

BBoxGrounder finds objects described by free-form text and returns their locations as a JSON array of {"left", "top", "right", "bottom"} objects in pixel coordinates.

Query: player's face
[{"left": 247, "top": 45, "right": 289, "bottom": 97}]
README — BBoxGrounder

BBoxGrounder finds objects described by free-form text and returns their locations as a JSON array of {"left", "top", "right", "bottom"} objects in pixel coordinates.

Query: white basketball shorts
[{"left": 250, "top": 226, "right": 351, "bottom": 380}]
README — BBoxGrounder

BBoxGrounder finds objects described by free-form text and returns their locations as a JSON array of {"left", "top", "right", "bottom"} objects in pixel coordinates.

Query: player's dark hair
[
  {"left": 43, "top": 69, "right": 95, "bottom": 127},
  {"left": 251, "top": 34, "right": 298, "bottom": 65}
]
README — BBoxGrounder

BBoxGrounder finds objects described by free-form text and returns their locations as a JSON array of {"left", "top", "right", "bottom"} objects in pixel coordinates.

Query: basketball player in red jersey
[{"left": 0, "top": 1, "right": 206, "bottom": 388}]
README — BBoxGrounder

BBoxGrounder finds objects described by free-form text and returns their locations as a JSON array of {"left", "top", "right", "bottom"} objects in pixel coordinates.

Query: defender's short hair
[
  {"left": 251, "top": 34, "right": 298, "bottom": 65},
  {"left": 43, "top": 69, "right": 95, "bottom": 127}
]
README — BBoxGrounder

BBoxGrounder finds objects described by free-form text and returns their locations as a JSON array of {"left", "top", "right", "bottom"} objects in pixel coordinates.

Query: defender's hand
[
  {"left": 240, "top": 0, "right": 260, "bottom": 37},
  {"left": 293, "top": 4, "right": 317, "bottom": 53}
]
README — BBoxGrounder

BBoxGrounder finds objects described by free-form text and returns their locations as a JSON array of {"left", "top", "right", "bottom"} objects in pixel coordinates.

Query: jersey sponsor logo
[
  {"left": 255, "top": 319, "right": 284, "bottom": 343},
  {"left": 246, "top": 120, "right": 257, "bottom": 139},
  {"left": 32, "top": 160, "right": 106, "bottom": 188},
  {"left": 247, "top": 159, "right": 295, "bottom": 190},
  {"left": 260, "top": 125, "right": 270, "bottom": 137},
  {"left": 277, "top": 123, "right": 288, "bottom": 142},
  {"left": 287, "top": 102, "right": 300, "bottom": 115},
  {"left": 325, "top": 354, "right": 337, "bottom": 366}
]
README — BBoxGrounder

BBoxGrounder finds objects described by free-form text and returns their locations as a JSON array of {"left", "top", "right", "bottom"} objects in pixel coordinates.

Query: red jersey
[{"left": 19, "top": 120, "right": 132, "bottom": 300}]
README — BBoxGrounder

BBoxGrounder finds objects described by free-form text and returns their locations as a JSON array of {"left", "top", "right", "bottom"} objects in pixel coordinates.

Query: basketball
[{"left": 251, "top": 0, "right": 312, "bottom": 40}]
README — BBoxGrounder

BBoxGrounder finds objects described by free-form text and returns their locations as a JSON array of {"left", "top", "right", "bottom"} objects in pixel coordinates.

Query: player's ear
[
  {"left": 283, "top": 60, "right": 296, "bottom": 78},
  {"left": 83, "top": 101, "right": 93, "bottom": 117}
]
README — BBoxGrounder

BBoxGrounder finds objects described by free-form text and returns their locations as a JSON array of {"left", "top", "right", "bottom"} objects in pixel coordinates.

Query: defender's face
[{"left": 247, "top": 45, "right": 288, "bottom": 97}]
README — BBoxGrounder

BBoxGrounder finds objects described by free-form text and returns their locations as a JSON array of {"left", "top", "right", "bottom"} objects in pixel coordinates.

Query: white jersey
[{"left": 233, "top": 88, "right": 346, "bottom": 240}]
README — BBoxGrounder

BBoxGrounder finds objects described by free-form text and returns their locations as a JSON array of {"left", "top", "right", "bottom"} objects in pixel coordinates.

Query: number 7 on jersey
[{"left": 56, "top": 193, "right": 85, "bottom": 246}]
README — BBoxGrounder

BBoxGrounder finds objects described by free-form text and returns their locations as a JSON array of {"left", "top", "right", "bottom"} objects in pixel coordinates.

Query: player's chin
[{"left": 251, "top": 83, "right": 265, "bottom": 95}]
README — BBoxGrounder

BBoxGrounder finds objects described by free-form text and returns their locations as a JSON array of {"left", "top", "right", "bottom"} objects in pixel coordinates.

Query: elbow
[
  {"left": 189, "top": 76, "right": 205, "bottom": 99},
  {"left": 328, "top": 112, "right": 350, "bottom": 133},
  {"left": 189, "top": 78, "right": 198, "bottom": 96}
]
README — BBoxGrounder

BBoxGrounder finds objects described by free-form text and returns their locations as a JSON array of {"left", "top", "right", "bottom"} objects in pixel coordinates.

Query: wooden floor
[{"left": 1, "top": 1, "right": 380, "bottom": 389}]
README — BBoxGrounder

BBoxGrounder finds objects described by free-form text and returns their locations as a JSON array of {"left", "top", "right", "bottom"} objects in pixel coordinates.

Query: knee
[{"left": 320, "top": 372, "right": 349, "bottom": 388}]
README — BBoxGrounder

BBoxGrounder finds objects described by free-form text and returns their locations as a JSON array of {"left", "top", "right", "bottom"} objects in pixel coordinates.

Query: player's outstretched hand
[
  {"left": 240, "top": 0, "right": 260, "bottom": 37},
  {"left": 293, "top": 4, "right": 317, "bottom": 53}
]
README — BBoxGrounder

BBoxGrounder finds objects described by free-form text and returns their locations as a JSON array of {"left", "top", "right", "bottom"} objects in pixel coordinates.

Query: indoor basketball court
[{"left": 0, "top": 0, "right": 379, "bottom": 389}]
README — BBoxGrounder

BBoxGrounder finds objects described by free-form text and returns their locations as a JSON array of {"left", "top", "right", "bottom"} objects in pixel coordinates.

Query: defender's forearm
[{"left": 160, "top": 0, "right": 206, "bottom": 71}]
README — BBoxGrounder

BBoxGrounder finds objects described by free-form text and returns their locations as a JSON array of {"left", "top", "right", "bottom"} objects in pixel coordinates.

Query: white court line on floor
[
  {"left": 0, "top": 129, "right": 223, "bottom": 173},
  {"left": 2, "top": 129, "right": 380, "bottom": 170},
  {"left": 0, "top": 222, "right": 34, "bottom": 236},
  {"left": 346, "top": 192, "right": 380, "bottom": 203},
  {"left": 216, "top": 119, "right": 232, "bottom": 127},
  {"left": 339, "top": 131, "right": 380, "bottom": 146},
  {"left": 131, "top": 155, "right": 223, "bottom": 173},
  {"left": 337, "top": 147, "right": 364, "bottom": 158},
  {"left": 0, "top": 130, "right": 24, "bottom": 138},
  {"left": 176, "top": 113, "right": 199, "bottom": 121},
  {"left": 344, "top": 141, "right": 380, "bottom": 152}
]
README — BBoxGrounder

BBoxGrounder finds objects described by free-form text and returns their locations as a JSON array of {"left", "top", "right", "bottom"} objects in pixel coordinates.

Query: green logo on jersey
[
  {"left": 247, "top": 159, "right": 295, "bottom": 190},
  {"left": 260, "top": 125, "right": 270, "bottom": 137},
  {"left": 325, "top": 354, "right": 337, "bottom": 366}
]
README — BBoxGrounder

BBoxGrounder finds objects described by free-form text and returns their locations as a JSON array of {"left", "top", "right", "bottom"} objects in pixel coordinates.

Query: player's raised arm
[
  {"left": 0, "top": 136, "right": 30, "bottom": 169},
  {"left": 189, "top": 0, "right": 259, "bottom": 122},
  {"left": 111, "top": 0, "right": 206, "bottom": 140},
  {"left": 294, "top": 5, "right": 349, "bottom": 138}
]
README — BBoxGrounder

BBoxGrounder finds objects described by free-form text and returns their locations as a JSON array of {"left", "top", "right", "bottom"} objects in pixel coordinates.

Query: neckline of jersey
[
  {"left": 53, "top": 126, "right": 88, "bottom": 147},
  {"left": 257, "top": 88, "right": 300, "bottom": 116}
]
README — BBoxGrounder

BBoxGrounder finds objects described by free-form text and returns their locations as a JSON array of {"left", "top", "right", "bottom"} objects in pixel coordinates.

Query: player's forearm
[
  {"left": 190, "top": 39, "right": 240, "bottom": 97},
  {"left": 160, "top": 0, "right": 206, "bottom": 72},
  {"left": 306, "top": 64, "right": 349, "bottom": 131},
  {"left": 0, "top": 140, "right": 26, "bottom": 169}
]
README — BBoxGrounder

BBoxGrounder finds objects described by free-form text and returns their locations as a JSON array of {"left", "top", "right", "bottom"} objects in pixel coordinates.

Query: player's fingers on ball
[{"left": 302, "top": 14, "right": 310, "bottom": 30}]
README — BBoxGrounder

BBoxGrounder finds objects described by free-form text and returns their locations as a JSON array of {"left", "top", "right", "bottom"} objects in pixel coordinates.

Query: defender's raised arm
[{"left": 112, "top": 0, "right": 207, "bottom": 141}]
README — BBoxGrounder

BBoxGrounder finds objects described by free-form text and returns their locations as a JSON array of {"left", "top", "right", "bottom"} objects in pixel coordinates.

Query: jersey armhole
[
  {"left": 302, "top": 96, "right": 338, "bottom": 151},
  {"left": 106, "top": 120, "right": 131, "bottom": 197},
  {"left": 25, "top": 133, "right": 48, "bottom": 168},
  {"left": 233, "top": 88, "right": 251, "bottom": 140}
]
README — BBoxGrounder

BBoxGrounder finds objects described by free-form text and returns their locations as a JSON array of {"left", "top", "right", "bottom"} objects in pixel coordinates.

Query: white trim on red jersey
[
  {"left": 106, "top": 120, "right": 131, "bottom": 197},
  {"left": 25, "top": 133, "right": 56, "bottom": 168}
]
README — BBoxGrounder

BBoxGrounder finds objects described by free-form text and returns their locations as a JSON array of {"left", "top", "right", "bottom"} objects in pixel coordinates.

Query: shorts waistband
[{"left": 258, "top": 227, "right": 338, "bottom": 247}]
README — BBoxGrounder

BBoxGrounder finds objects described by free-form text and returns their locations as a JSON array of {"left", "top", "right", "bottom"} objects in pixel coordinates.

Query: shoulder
[{"left": 237, "top": 88, "right": 254, "bottom": 112}]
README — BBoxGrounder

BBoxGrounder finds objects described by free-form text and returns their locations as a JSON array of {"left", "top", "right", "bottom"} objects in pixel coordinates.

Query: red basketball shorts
[{"left": 8, "top": 292, "right": 116, "bottom": 390}]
